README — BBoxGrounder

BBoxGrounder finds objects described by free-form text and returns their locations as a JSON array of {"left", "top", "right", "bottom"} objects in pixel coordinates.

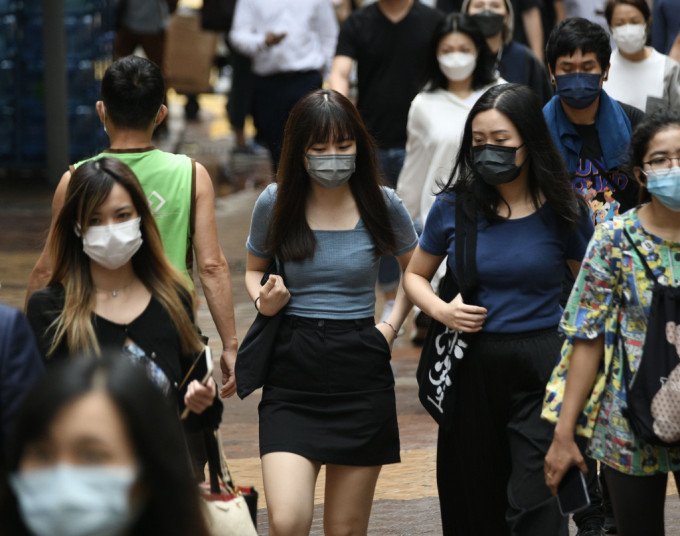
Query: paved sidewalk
[{"left": 2, "top": 94, "right": 680, "bottom": 535}]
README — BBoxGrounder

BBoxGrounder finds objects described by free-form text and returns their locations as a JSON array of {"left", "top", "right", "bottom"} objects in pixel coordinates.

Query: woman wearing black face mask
[
  {"left": 462, "top": 0, "right": 553, "bottom": 105},
  {"left": 403, "top": 83, "right": 593, "bottom": 535}
]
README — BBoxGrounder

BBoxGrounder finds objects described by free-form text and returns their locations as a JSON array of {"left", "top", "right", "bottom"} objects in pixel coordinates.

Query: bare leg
[
  {"left": 323, "top": 464, "right": 382, "bottom": 536},
  {"left": 261, "top": 452, "right": 321, "bottom": 536}
]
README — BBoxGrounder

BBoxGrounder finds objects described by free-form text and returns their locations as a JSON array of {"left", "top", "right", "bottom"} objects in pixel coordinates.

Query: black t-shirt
[
  {"left": 570, "top": 102, "right": 644, "bottom": 226},
  {"left": 336, "top": 2, "right": 443, "bottom": 149}
]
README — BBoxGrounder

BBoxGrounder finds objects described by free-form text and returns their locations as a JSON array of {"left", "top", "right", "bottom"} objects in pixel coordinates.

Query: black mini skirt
[{"left": 258, "top": 315, "right": 400, "bottom": 466}]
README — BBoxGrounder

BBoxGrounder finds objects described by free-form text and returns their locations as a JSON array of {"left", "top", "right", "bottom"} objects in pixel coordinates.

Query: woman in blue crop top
[
  {"left": 403, "top": 83, "right": 593, "bottom": 535},
  {"left": 244, "top": 89, "right": 417, "bottom": 536}
]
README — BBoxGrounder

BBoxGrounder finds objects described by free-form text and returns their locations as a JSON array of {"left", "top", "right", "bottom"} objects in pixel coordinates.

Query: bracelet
[
  {"left": 381, "top": 320, "right": 398, "bottom": 336},
  {"left": 254, "top": 296, "right": 260, "bottom": 311}
]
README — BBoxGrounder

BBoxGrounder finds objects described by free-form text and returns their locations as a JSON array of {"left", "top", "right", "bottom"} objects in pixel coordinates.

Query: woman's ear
[{"left": 634, "top": 166, "right": 646, "bottom": 186}]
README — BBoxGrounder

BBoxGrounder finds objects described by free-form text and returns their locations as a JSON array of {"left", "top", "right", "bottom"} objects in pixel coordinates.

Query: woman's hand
[
  {"left": 184, "top": 377, "right": 217, "bottom": 415},
  {"left": 544, "top": 432, "right": 587, "bottom": 495},
  {"left": 375, "top": 322, "right": 397, "bottom": 350},
  {"left": 257, "top": 274, "right": 290, "bottom": 316},
  {"left": 438, "top": 293, "right": 487, "bottom": 332}
]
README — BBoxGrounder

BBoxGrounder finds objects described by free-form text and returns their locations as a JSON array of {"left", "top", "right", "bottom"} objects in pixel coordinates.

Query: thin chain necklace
[{"left": 96, "top": 278, "right": 136, "bottom": 298}]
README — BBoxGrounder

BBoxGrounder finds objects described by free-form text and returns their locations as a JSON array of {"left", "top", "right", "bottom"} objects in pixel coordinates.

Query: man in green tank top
[{"left": 26, "top": 56, "right": 238, "bottom": 399}]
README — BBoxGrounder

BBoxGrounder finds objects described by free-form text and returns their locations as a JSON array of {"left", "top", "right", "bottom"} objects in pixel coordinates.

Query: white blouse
[{"left": 396, "top": 82, "right": 502, "bottom": 226}]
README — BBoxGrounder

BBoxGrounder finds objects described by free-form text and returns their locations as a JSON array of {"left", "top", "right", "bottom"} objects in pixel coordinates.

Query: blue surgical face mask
[
  {"left": 9, "top": 464, "right": 139, "bottom": 536},
  {"left": 645, "top": 167, "right": 680, "bottom": 211},
  {"left": 554, "top": 73, "right": 603, "bottom": 109}
]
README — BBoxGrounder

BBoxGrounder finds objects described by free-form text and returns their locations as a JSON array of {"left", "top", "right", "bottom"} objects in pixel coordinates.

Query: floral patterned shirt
[{"left": 560, "top": 208, "right": 680, "bottom": 475}]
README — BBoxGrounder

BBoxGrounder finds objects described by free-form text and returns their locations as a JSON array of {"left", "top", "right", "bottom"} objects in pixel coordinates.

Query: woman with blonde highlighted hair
[{"left": 26, "top": 157, "right": 220, "bottom": 468}]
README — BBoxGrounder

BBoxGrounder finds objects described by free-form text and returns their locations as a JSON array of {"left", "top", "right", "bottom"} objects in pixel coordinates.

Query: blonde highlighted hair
[{"left": 46, "top": 157, "right": 203, "bottom": 358}]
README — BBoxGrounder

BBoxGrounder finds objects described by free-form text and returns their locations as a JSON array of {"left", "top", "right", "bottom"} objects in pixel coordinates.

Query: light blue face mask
[
  {"left": 645, "top": 167, "right": 680, "bottom": 211},
  {"left": 9, "top": 464, "right": 139, "bottom": 536}
]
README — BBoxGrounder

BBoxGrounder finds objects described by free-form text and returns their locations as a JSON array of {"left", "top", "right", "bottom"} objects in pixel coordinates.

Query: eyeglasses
[{"left": 643, "top": 156, "right": 680, "bottom": 172}]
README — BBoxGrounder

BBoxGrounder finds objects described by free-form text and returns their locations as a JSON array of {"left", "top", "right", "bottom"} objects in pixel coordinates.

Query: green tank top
[{"left": 75, "top": 148, "right": 194, "bottom": 283}]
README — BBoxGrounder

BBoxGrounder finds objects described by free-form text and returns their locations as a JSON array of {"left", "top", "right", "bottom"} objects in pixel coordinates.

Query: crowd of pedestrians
[{"left": 2, "top": 0, "right": 680, "bottom": 535}]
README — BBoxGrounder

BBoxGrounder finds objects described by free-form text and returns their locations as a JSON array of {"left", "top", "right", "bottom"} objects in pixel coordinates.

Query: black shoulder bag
[
  {"left": 235, "top": 260, "right": 285, "bottom": 399},
  {"left": 416, "top": 194, "right": 478, "bottom": 428}
]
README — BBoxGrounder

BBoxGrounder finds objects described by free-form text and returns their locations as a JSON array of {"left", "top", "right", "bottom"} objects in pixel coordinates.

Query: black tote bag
[
  {"left": 235, "top": 260, "right": 285, "bottom": 399},
  {"left": 416, "top": 195, "right": 478, "bottom": 428}
]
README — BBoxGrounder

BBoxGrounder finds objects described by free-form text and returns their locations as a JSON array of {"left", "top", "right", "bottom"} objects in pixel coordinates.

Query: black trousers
[
  {"left": 252, "top": 69, "right": 322, "bottom": 172},
  {"left": 603, "top": 465, "right": 680, "bottom": 536},
  {"left": 437, "top": 328, "right": 568, "bottom": 536}
]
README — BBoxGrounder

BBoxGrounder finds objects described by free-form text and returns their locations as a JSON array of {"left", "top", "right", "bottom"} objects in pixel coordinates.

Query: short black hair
[
  {"left": 545, "top": 18, "right": 611, "bottom": 74},
  {"left": 604, "top": 0, "right": 651, "bottom": 26},
  {"left": 423, "top": 13, "right": 497, "bottom": 92},
  {"left": 101, "top": 55, "right": 165, "bottom": 130}
]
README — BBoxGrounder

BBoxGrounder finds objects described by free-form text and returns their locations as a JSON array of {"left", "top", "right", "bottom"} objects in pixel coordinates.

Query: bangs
[
  {"left": 305, "top": 102, "right": 356, "bottom": 147},
  {"left": 76, "top": 174, "right": 114, "bottom": 231}
]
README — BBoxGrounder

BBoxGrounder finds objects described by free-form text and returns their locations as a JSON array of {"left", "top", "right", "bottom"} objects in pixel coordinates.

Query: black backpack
[{"left": 622, "top": 228, "right": 680, "bottom": 447}]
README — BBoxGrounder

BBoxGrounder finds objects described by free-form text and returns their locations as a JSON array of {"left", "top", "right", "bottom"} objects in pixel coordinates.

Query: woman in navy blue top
[{"left": 404, "top": 83, "right": 593, "bottom": 535}]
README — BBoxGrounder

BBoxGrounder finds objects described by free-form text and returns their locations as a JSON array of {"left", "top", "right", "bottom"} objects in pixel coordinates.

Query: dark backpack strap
[
  {"left": 623, "top": 228, "right": 657, "bottom": 283},
  {"left": 185, "top": 159, "right": 198, "bottom": 277},
  {"left": 454, "top": 194, "right": 478, "bottom": 303},
  {"left": 190, "top": 158, "right": 197, "bottom": 238}
]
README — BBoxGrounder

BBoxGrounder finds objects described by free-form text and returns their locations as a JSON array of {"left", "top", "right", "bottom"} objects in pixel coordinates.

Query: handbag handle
[{"left": 205, "top": 428, "right": 241, "bottom": 496}]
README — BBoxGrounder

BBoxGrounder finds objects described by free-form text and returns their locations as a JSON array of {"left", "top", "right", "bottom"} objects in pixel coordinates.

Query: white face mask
[
  {"left": 78, "top": 217, "right": 143, "bottom": 270},
  {"left": 437, "top": 52, "right": 477, "bottom": 82},
  {"left": 9, "top": 464, "right": 139, "bottom": 536},
  {"left": 612, "top": 24, "right": 647, "bottom": 55}
]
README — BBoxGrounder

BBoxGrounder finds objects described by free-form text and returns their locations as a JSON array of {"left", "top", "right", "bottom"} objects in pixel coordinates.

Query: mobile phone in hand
[
  {"left": 179, "top": 346, "right": 214, "bottom": 419},
  {"left": 557, "top": 466, "right": 590, "bottom": 516}
]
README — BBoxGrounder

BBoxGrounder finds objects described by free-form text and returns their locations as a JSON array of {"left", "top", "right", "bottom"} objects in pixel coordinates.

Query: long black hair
[
  {"left": 422, "top": 13, "right": 497, "bottom": 92},
  {"left": 443, "top": 83, "right": 585, "bottom": 230},
  {"left": 267, "top": 89, "right": 397, "bottom": 261},
  {"left": 0, "top": 352, "right": 210, "bottom": 536}
]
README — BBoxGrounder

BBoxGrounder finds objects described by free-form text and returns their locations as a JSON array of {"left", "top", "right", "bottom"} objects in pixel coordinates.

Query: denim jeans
[{"left": 377, "top": 148, "right": 406, "bottom": 292}]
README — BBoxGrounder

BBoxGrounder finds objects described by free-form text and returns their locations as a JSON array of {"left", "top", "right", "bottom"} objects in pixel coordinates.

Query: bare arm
[
  {"left": 328, "top": 55, "right": 353, "bottom": 98},
  {"left": 192, "top": 163, "right": 239, "bottom": 399},
  {"left": 567, "top": 259, "right": 582, "bottom": 279},
  {"left": 553, "top": 0, "right": 566, "bottom": 24},
  {"left": 544, "top": 336, "right": 604, "bottom": 494},
  {"left": 522, "top": 6, "right": 545, "bottom": 62},
  {"left": 24, "top": 170, "right": 71, "bottom": 311},
  {"left": 403, "top": 246, "right": 487, "bottom": 332},
  {"left": 670, "top": 32, "right": 680, "bottom": 64},
  {"left": 376, "top": 249, "right": 414, "bottom": 348}
]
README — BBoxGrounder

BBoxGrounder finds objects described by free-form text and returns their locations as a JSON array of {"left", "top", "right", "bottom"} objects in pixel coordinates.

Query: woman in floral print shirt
[{"left": 544, "top": 109, "right": 680, "bottom": 535}]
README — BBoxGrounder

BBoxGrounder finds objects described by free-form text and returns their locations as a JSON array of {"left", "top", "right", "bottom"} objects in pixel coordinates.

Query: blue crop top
[{"left": 246, "top": 184, "right": 418, "bottom": 319}]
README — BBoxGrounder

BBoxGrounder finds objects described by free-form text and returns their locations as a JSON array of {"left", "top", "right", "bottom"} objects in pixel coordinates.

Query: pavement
[{"left": 2, "top": 92, "right": 679, "bottom": 535}]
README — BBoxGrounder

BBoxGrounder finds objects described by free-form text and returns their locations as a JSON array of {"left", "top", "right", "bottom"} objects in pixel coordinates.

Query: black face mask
[
  {"left": 471, "top": 10, "right": 505, "bottom": 38},
  {"left": 472, "top": 143, "right": 525, "bottom": 185}
]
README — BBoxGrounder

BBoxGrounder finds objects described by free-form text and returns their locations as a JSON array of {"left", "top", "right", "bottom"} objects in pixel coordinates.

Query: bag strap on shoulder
[
  {"left": 622, "top": 227, "right": 658, "bottom": 284},
  {"left": 454, "top": 194, "right": 478, "bottom": 303}
]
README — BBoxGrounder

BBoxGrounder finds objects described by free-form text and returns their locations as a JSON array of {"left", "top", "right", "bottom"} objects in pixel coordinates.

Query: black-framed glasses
[{"left": 643, "top": 156, "right": 680, "bottom": 172}]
